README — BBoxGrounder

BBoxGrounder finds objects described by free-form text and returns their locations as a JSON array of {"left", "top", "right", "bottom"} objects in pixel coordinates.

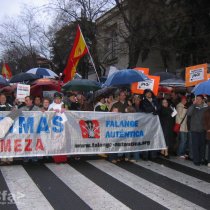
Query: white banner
[{"left": 0, "top": 111, "right": 166, "bottom": 157}]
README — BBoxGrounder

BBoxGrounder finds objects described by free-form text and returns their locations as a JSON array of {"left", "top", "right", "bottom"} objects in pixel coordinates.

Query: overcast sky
[{"left": 0, "top": 0, "right": 49, "bottom": 22}]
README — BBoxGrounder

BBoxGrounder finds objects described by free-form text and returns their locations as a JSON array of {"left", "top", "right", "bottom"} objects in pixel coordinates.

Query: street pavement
[{"left": 0, "top": 156, "right": 210, "bottom": 210}]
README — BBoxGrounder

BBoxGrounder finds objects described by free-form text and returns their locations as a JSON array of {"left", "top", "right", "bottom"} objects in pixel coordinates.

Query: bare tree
[
  {"left": 0, "top": 5, "right": 52, "bottom": 73},
  {"left": 48, "top": 0, "right": 115, "bottom": 77}
]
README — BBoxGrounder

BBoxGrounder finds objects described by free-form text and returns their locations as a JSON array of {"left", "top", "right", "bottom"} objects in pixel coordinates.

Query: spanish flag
[
  {"left": 2, "top": 63, "right": 12, "bottom": 79},
  {"left": 63, "top": 25, "right": 88, "bottom": 83}
]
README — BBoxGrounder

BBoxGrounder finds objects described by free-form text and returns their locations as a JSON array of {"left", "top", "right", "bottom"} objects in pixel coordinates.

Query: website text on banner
[{"left": 0, "top": 111, "right": 166, "bottom": 158}]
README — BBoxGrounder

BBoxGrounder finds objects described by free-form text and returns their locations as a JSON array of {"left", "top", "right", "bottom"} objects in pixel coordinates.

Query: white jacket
[{"left": 176, "top": 102, "right": 188, "bottom": 132}]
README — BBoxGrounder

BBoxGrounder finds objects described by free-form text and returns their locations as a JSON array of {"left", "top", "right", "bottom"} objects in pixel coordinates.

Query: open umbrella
[
  {"left": 104, "top": 69, "right": 149, "bottom": 87},
  {"left": 30, "top": 78, "right": 61, "bottom": 96},
  {"left": 0, "top": 84, "right": 17, "bottom": 94},
  {"left": 26, "top": 68, "right": 58, "bottom": 78},
  {"left": 0, "top": 75, "right": 10, "bottom": 87},
  {"left": 9, "top": 73, "right": 39, "bottom": 83},
  {"left": 151, "top": 72, "right": 176, "bottom": 81},
  {"left": 94, "top": 87, "right": 117, "bottom": 99},
  {"left": 160, "top": 78, "right": 185, "bottom": 87},
  {"left": 192, "top": 80, "right": 210, "bottom": 95},
  {"left": 62, "top": 79, "right": 101, "bottom": 92}
]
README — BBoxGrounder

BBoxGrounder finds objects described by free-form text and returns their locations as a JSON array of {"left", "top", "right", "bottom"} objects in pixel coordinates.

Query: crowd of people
[{"left": 0, "top": 87, "right": 209, "bottom": 167}]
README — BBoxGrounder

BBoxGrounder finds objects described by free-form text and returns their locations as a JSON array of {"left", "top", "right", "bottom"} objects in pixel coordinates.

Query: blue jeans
[{"left": 177, "top": 132, "right": 188, "bottom": 156}]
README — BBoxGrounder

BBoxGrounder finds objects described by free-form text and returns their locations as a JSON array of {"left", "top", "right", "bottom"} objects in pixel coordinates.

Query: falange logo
[{"left": 79, "top": 120, "right": 100, "bottom": 138}]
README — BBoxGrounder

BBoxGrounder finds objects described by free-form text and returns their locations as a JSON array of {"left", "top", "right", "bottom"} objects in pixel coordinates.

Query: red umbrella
[
  {"left": 30, "top": 78, "right": 62, "bottom": 97},
  {"left": 0, "top": 84, "right": 17, "bottom": 94},
  {"left": 158, "top": 86, "right": 173, "bottom": 94}
]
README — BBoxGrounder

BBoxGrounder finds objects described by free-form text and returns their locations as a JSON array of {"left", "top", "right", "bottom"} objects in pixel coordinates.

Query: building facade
[{"left": 94, "top": 4, "right": 180, "bottom": 78}]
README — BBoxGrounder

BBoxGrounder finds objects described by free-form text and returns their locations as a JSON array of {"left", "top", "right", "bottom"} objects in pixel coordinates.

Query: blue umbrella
[
  {"left": 26, "top": 68, "right": 58, "bottom": 78},
  {"left": 0, "top": 75, "right": 10, "bottom": 86},
  {"left": 192, "top": 80, "right": 210, "bottom": 95},
  {"left": 104, "top": 69, "right": 149, "bottom": 86}
]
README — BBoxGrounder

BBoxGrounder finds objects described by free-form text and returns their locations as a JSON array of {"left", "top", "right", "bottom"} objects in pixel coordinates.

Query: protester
[
  {"left": 48, "top": 92, "right": 65, "bottom": 112},
  {"left": 187, "top": 95, "right": 208, "bottom": 166},
  {"left": 124, "top": 106, "right": 141, "bottom": 162},
  {"left": 48, "top": 92, "right": 68, "bottom": 163},
  {"left": 203, "top": 97, "right": 210, "bottom": 167},
  {"left": 108, "top": 107, "right": 119, "bottom": 163},
  {"left": 65, "top": 93, "right": 80, "bottom": 111},
  {"left": 140, "top": 89, "right": 160, "bottom": 160},
  {"left": 41, "top": 97, "right": 51, "bottom": 112},
  {"left": 34, "top": 96, "right": 42, "bottom": 108},
  {"left": 105, "top": 94, "right": 117, "bottom": 111},
  {"left": 0, "top": 93, "right": 13, "bottom": 111},
  {"left": 176, "top": 96, "right": 188, "bottom": 158},
  {"left": 140, "top": 89, "right": 159, "bottom": 114},
  {"left": 0, "top": 93, "right": 13, "bottom": 164},
  {"left": 111, "top": 90, "right": 130, "bottom": 113},
  {"left": 159, "top": 99, "right": 175, "bottom": 158},
  {"left": 94, "top": 96, "right": 109, "bottom": 112},
  {"left": 20, "top": 95, "right": 41, "bottom": 164},
  {"left": 132, "top": 94, "right": 141, "bottom": 112},
  {"left": 20, "top": 96, "right": 41, "bottom": 111}
]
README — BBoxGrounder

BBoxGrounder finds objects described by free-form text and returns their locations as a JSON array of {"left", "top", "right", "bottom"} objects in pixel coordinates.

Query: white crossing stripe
[
  {"left": 135, "top": 160, "right": 210, "bottom": 194},
  {"left": 88, "top": 159, "right": 205, "bottom": 210},
  {"left": 45, "top": 163, "right": 130, "bottom": 210},
  {"left": 0, "top": 165, "right": 53, "bottom": 210},
  {"left": 167, "top": 157, "right": 210, "bottom": 174}
]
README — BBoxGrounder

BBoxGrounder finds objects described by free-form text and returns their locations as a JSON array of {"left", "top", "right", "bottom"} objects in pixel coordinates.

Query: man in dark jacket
[
  {"left": 187, "top": 95, "right": 208, "bottom": 166},
  {"left": 140, "top": 89, "right": 160, "bottom": 160},
  {"left": 140, "top": 89, "right": 160, "bottom": 114}
]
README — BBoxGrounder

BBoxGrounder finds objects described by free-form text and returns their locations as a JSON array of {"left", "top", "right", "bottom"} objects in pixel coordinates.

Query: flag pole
[{"left": 78, "top": 25, "right": 100, "bottom": 82}]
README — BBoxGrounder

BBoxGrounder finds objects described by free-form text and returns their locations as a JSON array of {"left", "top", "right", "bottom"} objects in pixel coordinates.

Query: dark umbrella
[
  {"left": 104, "top": 69, "right": 149, "bottom": 87},
  {"left": 62, "top": 79, "right": 101, "bottom": 92},
  {"left": 9, "top": 73, "right": 40, "bottom": 83},
  {"left": 0, "top": 75, "right": 10, "bottom": 87},
  {"left": 151, "top": 72, "right": 176, "bottom": 81},
  {"left": 160, "top": 78, "right": 185, "bottom": 87},
  {"left": 94, "top": 87, "right": 117, "bottom": 99}
]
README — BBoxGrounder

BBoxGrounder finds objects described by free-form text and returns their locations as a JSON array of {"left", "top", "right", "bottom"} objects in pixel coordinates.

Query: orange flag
[
  {"left": 2, "top": 63, "right": 12, "bottom": 79},
  {"left": 63, "top": 25, "right": 88, "bottom": 83}
]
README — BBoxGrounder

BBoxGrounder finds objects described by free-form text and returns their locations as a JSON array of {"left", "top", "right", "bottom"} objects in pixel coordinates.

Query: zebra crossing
[{"left": 0, "top": 157, "right": 210, "bottom": 210}]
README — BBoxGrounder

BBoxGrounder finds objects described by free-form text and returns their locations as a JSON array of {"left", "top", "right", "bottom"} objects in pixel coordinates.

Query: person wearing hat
[
  {"left": 65, "top": 93, "right": 80, "bottom": 111},
  {"left": 48, "top": 92, "right": 65, "bottom": 112},
  {"left": 48, "top": 92, "right": 68, "bottom": 163}
]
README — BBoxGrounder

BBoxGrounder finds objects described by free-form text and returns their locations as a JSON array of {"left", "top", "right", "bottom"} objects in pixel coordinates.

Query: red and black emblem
[{"left": 79, "top": 120, "right": 100, "bottom": 138}]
